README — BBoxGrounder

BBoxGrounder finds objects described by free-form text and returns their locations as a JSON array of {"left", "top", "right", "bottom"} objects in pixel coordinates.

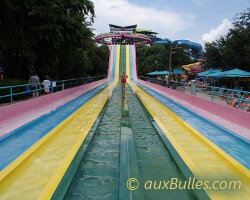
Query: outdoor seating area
[
  {"left": 140, "top": 67, "right": 250, "bottom": 112},
  {"left": 196, "top": 68, "right": 250, "bottom": 110}
]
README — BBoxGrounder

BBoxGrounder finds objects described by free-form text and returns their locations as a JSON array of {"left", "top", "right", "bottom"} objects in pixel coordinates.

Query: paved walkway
[{"left": 177, "top": 86, "right": 233, "bottom": 107}]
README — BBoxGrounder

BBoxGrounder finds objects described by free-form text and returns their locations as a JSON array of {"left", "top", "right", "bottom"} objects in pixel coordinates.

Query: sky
[{"left": 90, "top": 0, "right": 249, "bottom": 46}]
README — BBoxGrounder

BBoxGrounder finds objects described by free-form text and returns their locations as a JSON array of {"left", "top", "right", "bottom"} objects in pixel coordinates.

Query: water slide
[
  {"left": 51, "top": 45, "right": 208, "bottom": 200},
  {"left": 127, "top": 44, "right": 250, "bottom": 199},
  {"left": 0, "top": 45, "right": 119, "bottom": 199},
  {"left": 0, "top": 44, "right": 249, "bottom": 200}
]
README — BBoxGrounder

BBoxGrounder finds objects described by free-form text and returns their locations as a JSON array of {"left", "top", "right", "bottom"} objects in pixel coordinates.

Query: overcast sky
[{"left": 90, "top": 0, "right": 249, "bottom": 45}]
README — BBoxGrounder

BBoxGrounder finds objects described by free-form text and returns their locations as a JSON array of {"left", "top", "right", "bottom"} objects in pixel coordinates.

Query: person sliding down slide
[{"left": 120, "top": 72, "right": 128, "bottom": 91}]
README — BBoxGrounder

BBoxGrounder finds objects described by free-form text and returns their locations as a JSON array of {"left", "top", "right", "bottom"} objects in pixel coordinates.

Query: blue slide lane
[
  {"left": 136, "top": 82, "right": 250, "bottom": 169},
  {"left": 0, "top": 44, "right": 118, "bottom": 171},
  {"left": 111, "top": 45, "right": 117, "bottom": 80},
  {"left": 0, "top": 83, "right": 108, "bottom": 171},
  {"left": 127, "top": 46, "right": 249, "bottom": 169},
  {"left": 129, "top": 45, "right": 133, "bottom": 81}
]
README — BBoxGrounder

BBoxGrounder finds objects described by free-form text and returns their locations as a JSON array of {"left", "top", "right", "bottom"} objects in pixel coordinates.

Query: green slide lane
[
  {"left": 126, "top": 86, "right": 208, "bottom": 200},
  {"left": 52, "top": 45, "right": 208, "bottom": 199},
  {"left": 63, "top": 88, "right": 122, "bottom": 199},
  {"left": 57, "top": 45, "right": 127, "bottom": 199},
  {"left": 119, "top": 45, "right": 126, "bottom": 76}
]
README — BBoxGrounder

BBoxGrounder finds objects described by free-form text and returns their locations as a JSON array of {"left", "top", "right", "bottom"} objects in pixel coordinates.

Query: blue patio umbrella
[
  {"left": 147, "top": 71, "right": 160, "bottom": 75},
  {"left": 159, "top": 70, "right": 169, "bottom": 75},
  {"left": 223, "top": 69, "right": 250, "bottom": 89},
  {"left": 206, "top": 71, "right": 225, "bottom": 87},
  {"left": 147, "top": 69, "right": 184, "bottom": 76},
  {"left": 207, "top": 71, "right": 225, "bottom": 77},
  {"left": 198, "top": 69, "right": 219, "bottom": 76},
  {"left": 208, "top": 69, "right": 250, "bottom": 88},
  {"left": 147, "top": 71, "right": 168, "bottom": 75},
  {"left": 173, "top": 68, "right": 184, "bottom": 75},
  {"left": 208, "top": 69, "right": 250, "bottom": 77},
  {"left": 194, "top": 77, "right": 210, "bottom": 81},
  {"left": 223, "top": 69, "right": 250, "bottom": 77}
]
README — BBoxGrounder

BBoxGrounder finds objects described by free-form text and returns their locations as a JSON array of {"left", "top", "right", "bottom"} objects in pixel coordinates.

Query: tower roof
[{"left": 109, "top": 24, "right": 137, "bottom": 33}]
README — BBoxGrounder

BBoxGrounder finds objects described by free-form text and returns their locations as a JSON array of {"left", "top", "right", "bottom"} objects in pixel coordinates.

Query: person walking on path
[
  {"left": 51, "top": 78, "right": 57, "bottom": 93},
  {"left": 42, "top": 75, "right": 51, "bottom": 95},
  {"left": 29, "top": 74, "right": 40, "bottom": 97}
]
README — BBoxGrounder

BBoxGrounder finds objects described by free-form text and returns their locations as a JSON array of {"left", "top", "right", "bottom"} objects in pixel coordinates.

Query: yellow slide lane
[
  {"left": 130, "top": 83, "right": 249, "bottom": 200},
  {"left": 0, "top": 45, "right": 120, "bottom": 200}
]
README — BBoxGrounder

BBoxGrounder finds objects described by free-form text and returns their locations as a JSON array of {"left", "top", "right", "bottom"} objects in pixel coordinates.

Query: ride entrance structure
[{"left": 95, "top": 24, "right": 157, "bottom": 45}]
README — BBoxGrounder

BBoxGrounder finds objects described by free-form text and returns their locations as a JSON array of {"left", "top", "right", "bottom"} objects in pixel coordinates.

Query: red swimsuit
[{"left": 121, "top": 75, "right": 126, "bottom": 83}]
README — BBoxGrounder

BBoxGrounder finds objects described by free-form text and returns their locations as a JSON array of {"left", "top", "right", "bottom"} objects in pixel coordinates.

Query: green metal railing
[
  {"left": 0, "top": 76, "right": 105, "bottom": 104},
  {"left": 139, "top": 76, "right": 250, "bottom": 111}
]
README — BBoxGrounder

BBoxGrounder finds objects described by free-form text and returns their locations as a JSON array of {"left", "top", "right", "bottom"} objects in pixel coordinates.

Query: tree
[
  {"left": 136, "top": 43, "right": 192, "bottom": 76},
  {"left": 0, "top": 0, "right": 108, "bottom": 80},
  {"left": 204, "top": 8, "right": 250, "bottom": 71},
  {"left": 87, "top": 44, "right": 110, "bottom": 76}
]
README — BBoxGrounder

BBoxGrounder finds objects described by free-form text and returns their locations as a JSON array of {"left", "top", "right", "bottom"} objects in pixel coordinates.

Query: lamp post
[
  {"left": 167, "top": 45, "right": 180, "bottom": 87},
  {"left": 168, "top": 46, "right": 176, "bottom": 87},
  {"left": 168, "top": 45, "right": 173, "bottom": 78},
  {"left": 154, "top": 60, "right": 158, "bottom": 71}
]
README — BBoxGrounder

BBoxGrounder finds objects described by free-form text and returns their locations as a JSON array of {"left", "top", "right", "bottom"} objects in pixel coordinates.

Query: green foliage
[
  {"left": 0, "top": 0, "right": 109, "bottom": 80},
  {"left": 136, "top": 43, "right": 192, "bottom": 76},
  {"left": 204, "top": 8, "right": 250, "bottom": 71},
  {"left": 0, "top": 79, "right": 28, "bottom": 87},
  {"left": 87, "top": 45, "right": 110, "bottom": 76},
  {"left": 0, "top": 79, "right": 28, "bottom": 103}
]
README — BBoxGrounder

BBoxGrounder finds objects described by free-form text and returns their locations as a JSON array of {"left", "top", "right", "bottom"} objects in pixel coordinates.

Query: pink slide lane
[
  {"left": 0, "top": 45, "right": 115, "bottom": 137},
  {"left": 107, "top": 45, "right": 114, "bottom": 80},
  {"left": 138, "top": 80, "right": 250, "bottom": 141},
  {"left": 132, "top": 44, "right": 138, "bottom": 82},
  {"left": 0, "top": 79, "right": 107, "bottom": 137}
]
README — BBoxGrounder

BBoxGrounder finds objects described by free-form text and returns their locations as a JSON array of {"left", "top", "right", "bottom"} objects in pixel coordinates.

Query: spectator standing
[
  {"left": 171, "top": 75, "right": 177, "bottom": 90},
  {"left": 42, "top": 75, "right": 51, "bottom": 95},
  {"left": 51, "top": 78, "right": 57, "bottom": 93},
  {"left": 164, "top": 75, "right": 168, "bottom": 86},
  {"left": 29, "top": 74, "right": 40, "bottom": 97},
  {"left": 0, "top": 63, "right": 4, "bottom": 80}
]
